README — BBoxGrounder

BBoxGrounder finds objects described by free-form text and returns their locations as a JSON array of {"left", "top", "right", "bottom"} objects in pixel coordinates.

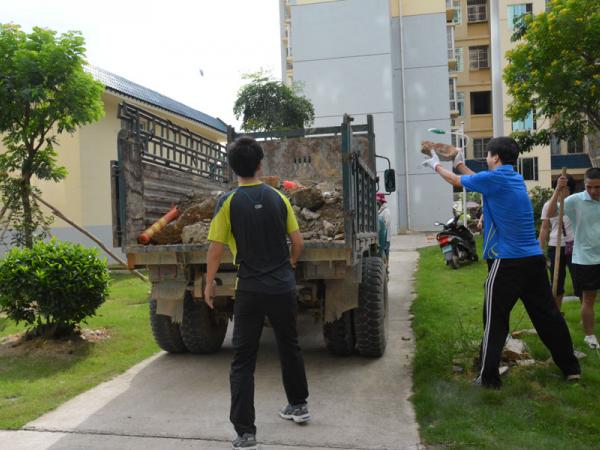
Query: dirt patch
[{"left": 0, "top": 328, "right": 110, "bottom": 358}]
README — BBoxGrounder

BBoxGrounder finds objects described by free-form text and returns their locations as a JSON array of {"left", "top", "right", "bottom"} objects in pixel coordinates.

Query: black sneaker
[
  {"left": 279, "top": 403, "right": 311, "bottom": 423},
  {"left": 232, "top": 433, "right": 257, "bottom": 450}
]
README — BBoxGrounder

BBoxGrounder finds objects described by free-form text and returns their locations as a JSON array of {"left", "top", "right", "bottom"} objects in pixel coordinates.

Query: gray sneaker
[
  {"left": 232, "top": 433, "right": 257, "bottom": 450},
  {"left": 279, "top": 403, "right": 311, "bottom": 423}
]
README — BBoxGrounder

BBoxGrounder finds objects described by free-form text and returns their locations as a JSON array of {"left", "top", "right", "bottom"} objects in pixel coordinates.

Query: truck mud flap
[
  {"left": 151, "top": 280, "right": 187, "bottom": 323},
  {"left": 324, "top": 279, "right": 359, "bottom": 323}
]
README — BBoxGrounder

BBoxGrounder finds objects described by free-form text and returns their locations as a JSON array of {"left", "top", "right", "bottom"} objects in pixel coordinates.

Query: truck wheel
[
  {"left": 323, "top": 310, "right": 355, "bottom": 356},
  {"left": 354, "top": 257, "right": 388, "bottom": 357},
  {"left": 180, "top": 294, "right": 228, "bottom": 353},
  {"left": 149, "top": 299, "right": 187, "bottom": 353}
]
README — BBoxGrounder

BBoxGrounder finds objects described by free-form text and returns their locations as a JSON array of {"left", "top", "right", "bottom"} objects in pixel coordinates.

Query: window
[
  {"left": 470, "top": 91, "right": 492, "bottom": 115},
  {"left": 452, "top": 134, "right": 466, "bottom": 149},
  {"left": 550, "top": 134, "right": 561, "bottom": 155},
  {"left": 467, "top": 0, "right": 487, "bottom": 22},
  {"left": 453, "top": 0, "right": 462, "bottom": 24},
  {"left": 469, "top": 45, "right": 489, "bottom": 70},
  {"left": 447, "top": 26, "right": 455, "bottom": 60},
  {"left": 449, "top": 79, "right": 458, "bottom": 112},
  {"left": 517, "top": 157, "right": 538, "bottom": 181},
  {"left": 568, "top": 136, "right": 584, "bottom": 154},
  {"left": 454, "top": 48, "right": 464, "bottom": 72},
  {"left": 507, "top": 4, "right": 533, "bottom": 30},
  {"left": 473, "top": 138, "right": 491, "bottom": 159},
  {"left": 457, "top": 92, "right": 465, "bottom": 116},
  {"left": 512, "top": 110, "right": 536, "bottom": 131}
]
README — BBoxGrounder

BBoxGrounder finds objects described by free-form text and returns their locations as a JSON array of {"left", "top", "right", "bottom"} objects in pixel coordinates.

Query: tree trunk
[{"left": 20, "top": 175, "right": 34, "bottom": 248}]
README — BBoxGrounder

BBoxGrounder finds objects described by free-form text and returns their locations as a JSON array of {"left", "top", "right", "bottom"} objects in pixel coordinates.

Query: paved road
[{"left": 2, "top": 234, "right": 429, "bottom": 450}]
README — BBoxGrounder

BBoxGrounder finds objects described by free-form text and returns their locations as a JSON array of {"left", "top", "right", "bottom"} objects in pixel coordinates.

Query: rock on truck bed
[{"left": 150, "top": 177, "right": 345, "bottom": 245}]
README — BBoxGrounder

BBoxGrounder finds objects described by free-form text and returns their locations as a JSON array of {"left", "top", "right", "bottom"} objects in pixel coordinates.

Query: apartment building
[
  {"left": 451, "top": 0, "right": 595, "bottom": 190},
  {"left": 279, "top": 0, "right": 456, "bottom": 233}
]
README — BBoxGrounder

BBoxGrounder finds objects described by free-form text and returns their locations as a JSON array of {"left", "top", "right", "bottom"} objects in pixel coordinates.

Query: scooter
[{"left": 434, "top": 214, "right": 478, "bottom": 269}]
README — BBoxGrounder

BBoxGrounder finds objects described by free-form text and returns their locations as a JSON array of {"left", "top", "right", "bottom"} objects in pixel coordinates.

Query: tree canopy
[
  {"left": 233, "top": 72, "right": 314, "bottom": 132},
  {"left": 0, "top": 24, "right": 104, "bottom": 247},
  {"left": 504, "top": 0, "right": 600, "bottom": 151}
]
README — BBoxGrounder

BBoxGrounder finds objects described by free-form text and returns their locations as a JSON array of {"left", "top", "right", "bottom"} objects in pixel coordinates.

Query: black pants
[
  {"left": 478, "top": 256, "right": 580, "bottom": 387},
  {"left": 547, "top": 246, "right": 580, "bottom": 297},
  {"left": 230, "top": 289, "right": 308, "bottom": 436}
]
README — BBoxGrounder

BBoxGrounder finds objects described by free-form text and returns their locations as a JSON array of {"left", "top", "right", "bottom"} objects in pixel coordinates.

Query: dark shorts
[{"left": 572, "top": 264, "right": 600, "bottom": 292}]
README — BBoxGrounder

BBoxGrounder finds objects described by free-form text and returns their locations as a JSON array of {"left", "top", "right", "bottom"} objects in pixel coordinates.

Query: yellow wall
[
  {"left": 390, "top": 0, "right": 445, "bottom": 17},
  {"left": 453, "top": 0, "right": 493, "bottom": 159}
]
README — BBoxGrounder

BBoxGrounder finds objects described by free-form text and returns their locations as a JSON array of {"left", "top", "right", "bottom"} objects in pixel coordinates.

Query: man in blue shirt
[
  {"left": 549, "top": 168, "right": 600, "bottom": 349},
  {"left": 422, "top": 137, "right": 580, "bottom": 388}
]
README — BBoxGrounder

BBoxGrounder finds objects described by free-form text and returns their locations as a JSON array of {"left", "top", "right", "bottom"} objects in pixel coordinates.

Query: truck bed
[
  {"left": 114, "top": 103, "right": 379, "bottom": 269},
  {"left": 124, "top": 240, "right": 362, "bottom": 267}
]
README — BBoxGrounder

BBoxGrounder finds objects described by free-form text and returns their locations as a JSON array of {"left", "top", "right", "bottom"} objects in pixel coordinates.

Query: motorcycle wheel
[{"left": 451, "top": 254, "right": 460, "bottom": 269}]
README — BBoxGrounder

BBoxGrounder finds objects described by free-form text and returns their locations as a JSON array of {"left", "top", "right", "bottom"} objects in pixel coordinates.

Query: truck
[{"left": 111, "top": 102, "right": 396, "bottom": 358}]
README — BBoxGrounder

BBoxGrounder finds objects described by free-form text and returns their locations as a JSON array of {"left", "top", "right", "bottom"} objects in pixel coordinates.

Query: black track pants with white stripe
[{"left": 477, "top": 256, "right": 580, "bottom": 387}]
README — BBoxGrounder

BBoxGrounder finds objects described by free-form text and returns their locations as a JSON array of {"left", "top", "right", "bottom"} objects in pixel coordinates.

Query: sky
[{"left": 2, "top": 0, "right": 283, "bottom": 128}]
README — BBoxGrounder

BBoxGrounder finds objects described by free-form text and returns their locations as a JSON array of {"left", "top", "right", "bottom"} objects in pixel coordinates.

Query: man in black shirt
[{"left": 205, "top": 137, "right": 309, "bottom": 450}]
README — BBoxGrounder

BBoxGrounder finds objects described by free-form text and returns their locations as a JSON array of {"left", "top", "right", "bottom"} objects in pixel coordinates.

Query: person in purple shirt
[{"left": 422, "top": 137, "right": 580, "bottom": 388}]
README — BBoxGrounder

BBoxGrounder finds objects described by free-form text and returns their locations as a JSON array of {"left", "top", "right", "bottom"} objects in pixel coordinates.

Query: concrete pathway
[{"left": 2, "top": 234, "right": 431, "bottom": 450}]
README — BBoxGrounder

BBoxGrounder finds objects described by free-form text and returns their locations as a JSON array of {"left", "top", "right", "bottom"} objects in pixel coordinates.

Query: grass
[
  {"left": 0, "top": 274, "right": 157, "bottom": 429},
  {"left": 412, "top": 238, "right": 600, "bottom": 450}
]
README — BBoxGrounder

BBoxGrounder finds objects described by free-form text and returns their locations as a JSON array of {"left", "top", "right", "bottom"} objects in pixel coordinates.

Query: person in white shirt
[{"left": 539, "top": 175, "right": 580, "bottom": 310}]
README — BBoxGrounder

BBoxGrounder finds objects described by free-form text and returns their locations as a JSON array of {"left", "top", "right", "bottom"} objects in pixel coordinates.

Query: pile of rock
[
  {"left": 290, "top": 180, "right": 345, "bottom": 242},
  {"left": 149, "top": 177, "right": 345, "bottom": 245}
]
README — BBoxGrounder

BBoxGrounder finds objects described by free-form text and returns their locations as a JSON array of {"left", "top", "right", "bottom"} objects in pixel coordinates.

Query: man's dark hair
[
  {"left": 227, "top": 136, "right": 264, "bottom": 178},
  {"left": 486, "top": 137, "right": 520, "bottom": 166},
  {"left": 584, "top": 167, "right": 600, "bottom": 180},
  {"left": 552, "top": 174, "right": 577, "bottom": 193}
]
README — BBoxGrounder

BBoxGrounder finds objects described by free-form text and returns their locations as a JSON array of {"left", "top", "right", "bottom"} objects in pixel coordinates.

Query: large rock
[
  {"left": 152, "top": 197, "right": 216, "bottom": 244},
  {"left": 179, "top": 197, "right": 217, "bottom": 225},
  {"left": 150, "top": 222, "right": 182, "bottom": 245},
  {"left": 421, "top": 141, "right": 460, "bottom": 161},
  {"left": 502, "top": 337, "right": 529, "bottom": 362},
  {"left": 181, "top": 220, "right": 211, "bottom": 244},
  {"left": 289, "top": 187, "right": 324, "bottom": 210},
  {"left": 301, "top": 208, "right": 321, "bottom": 221}
]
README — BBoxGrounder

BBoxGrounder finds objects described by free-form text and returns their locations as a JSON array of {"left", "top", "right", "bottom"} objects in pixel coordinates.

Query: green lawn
[
  {"left": 412, "top": 239, "right": 600, "bottom": 450},
  {"left": 0, "top": 274, "right": 157, "bottom": 429}
]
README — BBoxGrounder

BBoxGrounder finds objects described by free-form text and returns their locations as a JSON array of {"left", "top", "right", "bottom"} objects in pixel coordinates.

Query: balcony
[
  {"left": 447, "top": 25, "right": 456, "bottom": 69},
  {"left": 551, "top": 153, "right": 592, "bottom": 170}
]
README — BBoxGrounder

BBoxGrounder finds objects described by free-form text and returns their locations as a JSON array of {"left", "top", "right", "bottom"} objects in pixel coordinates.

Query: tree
[
  {"left": 504, "top": 0, "right": 600, "bottom": 151},
  {"left": 233, "top": 71, "right": 314, "bottom": 132},
  {"left": 0, "top": 24, "right": 104, "bottom": 247}
]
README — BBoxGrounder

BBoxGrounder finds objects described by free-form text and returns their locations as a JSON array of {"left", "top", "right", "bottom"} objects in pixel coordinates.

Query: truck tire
[
  {"left": 354, "top": 257, "right": 388, "bottom": 357},
  {"left": 323, "top": 310, "right": 355, "bottom": 356},
  {"left": 180, "top": 294, "right": 228, "bottom": 353},
  {"left": 149, "top": 299, "right": 187, "bottom": 353}
]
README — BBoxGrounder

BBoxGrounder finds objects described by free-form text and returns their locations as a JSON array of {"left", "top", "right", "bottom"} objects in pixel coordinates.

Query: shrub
[
  {"left": 529, "top": 186, "right": 554, "bottom": 234},
  {"left": 0, "top": 239, "right": 110, "bottom": 337}
]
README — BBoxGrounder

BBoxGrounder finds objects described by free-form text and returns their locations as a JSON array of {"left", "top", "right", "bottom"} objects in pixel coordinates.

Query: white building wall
[{"left": 286, "top": 0, "right": 453, "bottom": 232}]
